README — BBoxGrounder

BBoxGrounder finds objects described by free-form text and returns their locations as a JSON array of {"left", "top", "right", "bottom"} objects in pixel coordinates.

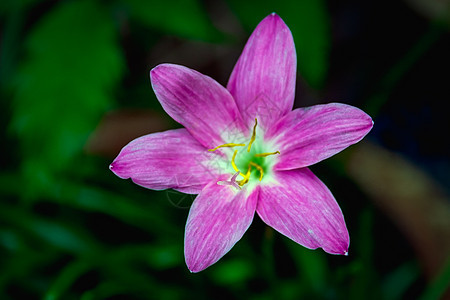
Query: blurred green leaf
[
  {"left": 285, "top": 238, "right": 327, "bottom": 294},
  {"left": 419, "top": 258, "right": 450, "bottom": 300},
  {"left": 80, "top": 281, "right": 132, "bottom": 300},
  {"left": 0, "top": 170, "right": 180, "bottom": 235},
  {"left": 10, "top": 0, "right": 124, "bottom": 196},
  {"left": 123, "top": 0, "right": 222, "bottom": 42},
  {"left": 44, "top": 259, "right": 90, "bottom": 300},
  {"left": 382, "top": 261, "right": 420, "bottom": 300},
  {"left": 0, "top": 202, "right": 101, "bottom": 254},
  {"left": 0, "top": 6, "right": 23, "bottom": 87},
  {"left": 0, "top": 0, "right": 41, "bottom": 15},
  {"left": 99, "top": 259, "right": 159, "bottom": 295},
  {"left": 0, "top": 246, "right": 60, "bottom": 296},
  {"left": 53, "top": 180, "right": 180, "bottom": 235},
  {"left": 145, "top": 243, "right": 183, "bottom": 270},
  {"left": 210, "top": 259, "right": 255, "bottom": 285},
  {"left": 226, "top": 0, "right": 330, "bottom": 89},
  {"left": 349, "top": 207, "right": 382, "bottom": 300}
]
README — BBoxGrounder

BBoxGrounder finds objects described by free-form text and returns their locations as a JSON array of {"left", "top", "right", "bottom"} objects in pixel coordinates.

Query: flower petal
[
  {"left": 150, "top": 64, "right": 246, "bottom": 148},
  {"left": 227, "top": 13, "right": 296, "bottom": 129},
  {"left": 184, "top": 179, "right": 258, "bottom": 272},
  {"left": 266, "top": 103, "right": 373, "bottom": 170},
  {"left": 110, "top": 128, "right": 222, "bottom": 194},
  {"left": 256, "top": 168, "right": 349, "bottom": 255}
]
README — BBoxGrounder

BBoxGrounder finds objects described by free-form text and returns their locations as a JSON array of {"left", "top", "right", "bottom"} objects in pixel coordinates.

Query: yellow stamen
[
  {"left": 247, "top": 118, "right": 258, "bottom": 152},
  {"left": 249, "top": 162, "right": 264, "bottom": 181},
  {"left": 208, "top": 118, "right": 278, "bottom": 187},
  {"left": 208, "top": 143, "right": 245, "bottom": 152},
  {"left": 238, "top": 166, "right": 251, "bottom": 186},
  {"left": 254, "top": 151, "right": 280, "bottom": 157},
  {"left": 231, "top": 150, "right": 243, "bottom": 175}
]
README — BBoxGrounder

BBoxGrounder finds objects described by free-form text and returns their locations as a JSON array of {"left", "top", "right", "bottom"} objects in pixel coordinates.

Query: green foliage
[
  {"left": 226, "top": 0, "right": 330, "bottom": 89},
  {"left": 10, "top": 0, "right": 124, "bottom": 196},
  {"left": 124, "top": 0, "right": 222, "bottom": 42},
  {"left": 0, "top": 0, "right": 41, "bottom": 14},
  {"left": 382, "top": 261, "right": 420, "bottom": 300},
  {"left": 210, "top": 259, "right": 255, "bottom": 285},
  {"left": 285, "top": 239, "right": 327, "bottom": 294},
  {"left": 420, "top": 259, "right": 450, "bottom": 300}
]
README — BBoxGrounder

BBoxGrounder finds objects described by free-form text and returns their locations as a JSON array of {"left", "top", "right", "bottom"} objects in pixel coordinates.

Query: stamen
[
  {"left": 238, "top": 166, "right": 251, "bottom": 186},
  {"left": 207, "top": 118, "right": 275, "bottom": 187},
  {"left": 208, "top": 143, "right": 245, "bottom": 152},
  {"left": 247, "top": 118, "right": 258, "bottom": 152},
  {"left": 254, "top": 151, "right": 280, "bottom": 157},
  {"left": 249, "top": 162, "right": 264, "bottom": 181},
  {"left": 231, "top": 150, "right": 243, "bottom": 175}
]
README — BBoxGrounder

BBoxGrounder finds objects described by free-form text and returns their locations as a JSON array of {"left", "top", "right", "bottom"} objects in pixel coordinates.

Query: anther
[
  {"left": 208, "top": 143, "right": 245, "bottom": 152},
  {"left": 254, "top": 151, "right": 280, "bottom": 157},
  {"left": 249, "top": 162, "right": 264, "bottom": 181},
  {"left": 247, "top": 118, "right": 258, "bottom": 152}
]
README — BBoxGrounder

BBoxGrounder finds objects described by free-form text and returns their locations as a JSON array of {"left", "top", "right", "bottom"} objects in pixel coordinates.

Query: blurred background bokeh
[{"left": 1, "top": 0, "right": 449, "bottom": 299}]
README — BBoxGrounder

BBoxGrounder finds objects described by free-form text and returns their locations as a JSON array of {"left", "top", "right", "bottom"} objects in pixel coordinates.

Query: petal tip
[
  {"left": 261, "top": 12, "right": 286, "bottom": 25},
  {"left": 150, "top": 64, "right": 162, "bottom": 79},
  {"left": 108, "top": 160, "right": 129, "bottom": 179},
  {"left": 187, "top": 265, "right": 202, "bottom": 273},
  {"left": 325, "top": 246, "right": 350, "bottom": 256},
  {"left": 150, "top": 63, "right": 174, "bottom": 80},
  {"left": 185, "top": 258, "right": 207, "bottom": 273},
  {"left": 363, "top": 115, "right": 375, "bottom": 135},
  {"left": 186, "top": 264, "right": 196, "bottom": 273},
  {"left": 265, "top": 12, "right": 281, "bottom": 19},
  {"left": 109, "top": 161, "right": 117, "bottom": 173}
]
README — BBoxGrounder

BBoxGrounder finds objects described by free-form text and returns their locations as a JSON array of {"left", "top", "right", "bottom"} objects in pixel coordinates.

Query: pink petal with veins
[
  {"left": 266, "top": 103, "right": 373, "bottom": 170},
  {"left": 257, "top": 168, "right": 349, "bottom": 255},
  {"left": 110, "top": 128, "right": 221, "bottom": 194},
  {"left": 151, "top": 64, "right": 246, "bottom": 149},
  {"left": 227, "top": 13, "right": 296, "bottom": 130},
  {"left": 185, "top": 179, "right": 258, "bottom": 272}
]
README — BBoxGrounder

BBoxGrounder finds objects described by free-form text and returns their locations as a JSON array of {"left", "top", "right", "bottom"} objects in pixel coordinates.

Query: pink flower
[{"left": 110, "top": 13, "right": 373, "bottom": 273}]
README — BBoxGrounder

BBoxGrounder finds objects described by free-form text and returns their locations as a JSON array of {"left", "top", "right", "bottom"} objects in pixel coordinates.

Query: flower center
[{"left": 208, "top": 118, "right": 280, "bottom": 189}]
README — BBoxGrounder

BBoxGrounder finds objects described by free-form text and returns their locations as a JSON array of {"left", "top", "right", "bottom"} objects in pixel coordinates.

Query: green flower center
[{"left": 208, "top": 119, "right": 279, "bottom": 188}]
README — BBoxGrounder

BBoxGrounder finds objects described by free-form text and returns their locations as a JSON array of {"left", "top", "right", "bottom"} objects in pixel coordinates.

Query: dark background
[{"left": 1, "top": 0, "right": 449, "bottom": 299}]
